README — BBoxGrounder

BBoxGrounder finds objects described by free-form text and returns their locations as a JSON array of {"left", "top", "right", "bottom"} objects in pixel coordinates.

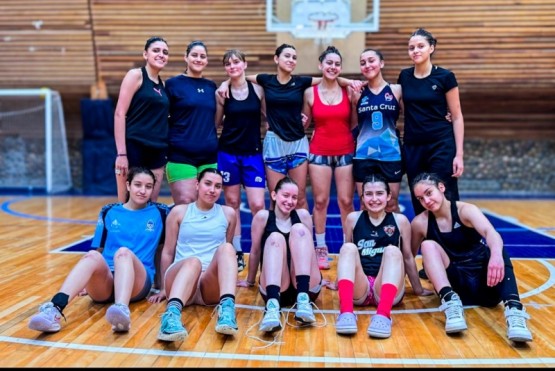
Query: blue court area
[{"left": 59, "top": 192, "right": 555, "bottom": 259}]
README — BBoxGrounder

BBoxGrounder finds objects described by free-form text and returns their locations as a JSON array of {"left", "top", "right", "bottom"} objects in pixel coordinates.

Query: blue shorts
[
  {"left": 263, "top": 131, "right": 309, "bottom": 175},
  {"left": 217, "top": 151, "right": 266, "bottom": 188}
]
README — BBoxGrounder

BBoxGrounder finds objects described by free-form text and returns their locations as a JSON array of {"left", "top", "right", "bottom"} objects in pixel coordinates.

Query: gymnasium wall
[{"left": 0, "top": 0, "right": 553, "bottom": 193}]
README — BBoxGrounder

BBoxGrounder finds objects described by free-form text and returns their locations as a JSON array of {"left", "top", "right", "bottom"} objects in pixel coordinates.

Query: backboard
[{"left": 266, "top": 0, "right": 380, "bottom": 41}]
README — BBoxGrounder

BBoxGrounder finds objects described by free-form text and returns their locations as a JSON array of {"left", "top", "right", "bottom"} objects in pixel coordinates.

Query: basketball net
[{"left": 314, "top": 19, "right": 334, "bottom": 46}]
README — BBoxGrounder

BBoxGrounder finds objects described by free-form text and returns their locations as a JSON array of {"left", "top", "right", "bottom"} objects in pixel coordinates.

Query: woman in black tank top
[
  {"left": 237, "top": 177, "right": 322, "bottom": 334},
  {"left": 410, "top": 172, "right": 532, "bottom": 343}
]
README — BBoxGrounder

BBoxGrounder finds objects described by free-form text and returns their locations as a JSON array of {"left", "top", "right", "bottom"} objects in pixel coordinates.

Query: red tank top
[{"left": 309, "top": 85, "right": 354, "bottom": 155}]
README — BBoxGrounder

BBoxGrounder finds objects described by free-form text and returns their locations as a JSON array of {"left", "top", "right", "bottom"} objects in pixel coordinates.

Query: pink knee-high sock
[
  {"left": 338, "top": 279, "right": 354, "bottom": 314},
  {"left": 376, "top": 283, "right": 398, "bottom": 319}
]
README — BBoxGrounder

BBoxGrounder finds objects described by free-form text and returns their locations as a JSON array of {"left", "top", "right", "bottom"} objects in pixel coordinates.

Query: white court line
[
  {"left": 0, "top": 336, "right": 553, "bottom": 366},
  {"left": 4, "top": 258, "right": 554, "bottom": 366}
]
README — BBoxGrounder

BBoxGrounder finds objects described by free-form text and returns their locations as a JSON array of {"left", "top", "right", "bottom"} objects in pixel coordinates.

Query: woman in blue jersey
[
  {"left": 352, "top": 48, "right": 403, "bottom": 213},
  {"left": 149, "top": 168, "right": 239, "bottom": 342},
  {"left": 398, "top": 28, "right": 465, "bottom": 216},
  {"left": 28, "top": 167, "right": 170, "bottom": 334},
  {"left": 165, "top": 40, "right": 219, "bottom": 205},
  {"left": 410, "top": 172, "right": 532, "bottom": 343},
  {"left": 114, "top": 36, "right": 170, "bottom": 203},
  {"left": 334, "top": 173, "right": 431, "bottom": 338},
  {"left": 216, "top": 49, "right": 267, "bottom": 272}
]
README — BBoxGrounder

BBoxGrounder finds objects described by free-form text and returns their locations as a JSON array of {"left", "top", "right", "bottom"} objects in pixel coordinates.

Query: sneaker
[
  {"left": 294, "top": 292, "right": 316, "bottom": 324},
  {"left": 259, "top": 298, "right": 282, "bottom": 332},
  {"left": 439, "top": 293, "right": 467, "bottom": 334},
  {"left": 106, "top": 303, "right": 131, "bottom": 332},
  {"left": 367, "top": 314, "right": 392, "bottom": 338},
  {"left": 505, "top": 306, "right": 532, "bottom": 342},
  {"left": 157, "top": 306, "right": 188, "bottom": 342},
  {"left": 316, "top": 246, "right": 330, "bottom": 270},
  {"left": 237, "top": 253, "right": 246, "bottom": 273},
  {"left": 335, "top": 312, "right": 358, "bottom": 335},
  {"left": 418, "top": 268, "right": 428, "bottom": 279},
  {"left": 28, "top": 302, "right": 63, "bottom": 333},
  {"left": 215, "top": 298, "right": 238, "bottom": 336}
]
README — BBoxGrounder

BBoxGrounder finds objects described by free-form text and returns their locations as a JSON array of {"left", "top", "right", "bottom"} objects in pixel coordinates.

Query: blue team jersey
[{"left": 91, "top": 202, "right": 169, "bottom": 283}]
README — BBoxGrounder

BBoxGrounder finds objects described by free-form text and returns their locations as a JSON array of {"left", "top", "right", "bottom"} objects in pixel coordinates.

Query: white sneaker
[
  {"left": 439, "top": 293, "right": 467, "bottom": 333},
  {"left": 259, "top": 298, "right": 282, "bottom": 332},
  {"left": 106, "top": 303, "right": 131, "bottom": 332},
  {"left": 294, "top": 292, "right": 315, "bottom": 324},
  {"left": 505, "top": 306, "right": 532, "bottom": 342},
  {"left": 28, "top": 302, "right": 63, "bottom": 333}
]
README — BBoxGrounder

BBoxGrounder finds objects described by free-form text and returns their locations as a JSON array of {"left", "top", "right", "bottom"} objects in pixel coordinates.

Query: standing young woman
[
  {"left": 218, "top": 44, "right": 359, "bottom": 210},
  {"left": 237, "top": 177, "right": 322, "bottom": 333},
  {"left": 352, "top": 48, "right": 403, "bottom": 214},
  {"left": 301, "top": 46, "right": 355, "bottom": 270},
  {"left": 216, "top": 49, "right": 267, "bottom": 271},
  {"left": 149, "top": 168, "right": 239, "bottom": 342},
  {"left": 410, "top": 172, "right": 532, "bottom": 343},
  {"left": 397, "top": 28, "right": 465, "bottom": 216},
  {"left": 334, "top": 173, "right": 431, "bottom": 338},
  {"left": 114, "top": 37, "right": 170, "bottom": 203},
  {"left": 28, "top": 167, "right": 170, "bottom": 333},
  {"left": 165, "top": 40, "right": 219, "bottom": 205}
]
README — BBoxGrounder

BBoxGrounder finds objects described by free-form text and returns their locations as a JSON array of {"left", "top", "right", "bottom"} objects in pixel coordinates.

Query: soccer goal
[{"left": 0, "top": 88, "right": 72, "bottom": 193}]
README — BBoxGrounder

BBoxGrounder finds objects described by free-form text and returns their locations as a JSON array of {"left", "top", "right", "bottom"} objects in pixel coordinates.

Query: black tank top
[
  {"left": 426, "top": 201, "right": 486, "bottom": 261},
  {"left": 126, "top": 67, "right": 169, "bottom": 148},
  {"left": 260, "top": 210, "right": 302, "bottom": 267},
  {"left": 352, "top": 211, "right": 401, "bottom": 277},
  {"left": 218, "top": 81, "right": 262, "bottom": 154}
]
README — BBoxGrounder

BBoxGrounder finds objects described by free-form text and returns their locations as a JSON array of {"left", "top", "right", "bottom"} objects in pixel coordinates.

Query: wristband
[
  {"left": 117, "top": 154, "right": 127, "bottom": 157},
  {"left": 246, "top": 280, "right": 255, "bottom": 287}
]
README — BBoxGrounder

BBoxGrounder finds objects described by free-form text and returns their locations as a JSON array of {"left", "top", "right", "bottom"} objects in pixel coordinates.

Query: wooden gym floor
[{"left": 0, "top": 194, "right": 554, "bottom": 367}]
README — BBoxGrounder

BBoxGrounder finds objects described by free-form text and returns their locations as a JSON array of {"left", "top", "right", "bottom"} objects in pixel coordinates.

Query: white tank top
[{"left": 174, "top": 202, "right": 228, "bottom": 271}]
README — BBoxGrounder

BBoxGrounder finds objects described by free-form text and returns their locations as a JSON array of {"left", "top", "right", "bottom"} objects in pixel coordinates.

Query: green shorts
[{"left": 166, "top": 162, "right": 217, "bottom": 183}]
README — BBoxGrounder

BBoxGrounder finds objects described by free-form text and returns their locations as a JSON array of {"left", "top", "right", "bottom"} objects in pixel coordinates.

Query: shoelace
[
  {"left": 443, "top": 302, "right": 463, "bottom": 320},
  {"left": 160, "top": 310, "right": 182, "bottom": 329},
  {"left": 507, "top": 313, "right": 527, "bottom": 328},
  {"left": 244, "top": 307, "right": 285, "bottom": 349},
  {"left": 286, "top": 300, "right": 328, "bottom": 329}
]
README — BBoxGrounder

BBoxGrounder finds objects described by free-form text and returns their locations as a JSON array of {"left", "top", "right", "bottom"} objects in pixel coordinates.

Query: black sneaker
[
  {"left": 418, "top": 268, "right": 428, "bottom": 279},
  {"left": 237, "top": 253, "right": 245, "bottom": 273}
]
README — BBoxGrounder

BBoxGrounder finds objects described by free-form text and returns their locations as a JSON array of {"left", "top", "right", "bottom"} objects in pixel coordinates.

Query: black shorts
[
  {"left": 446, "top": 248, "right": 501, "bottom": 307},
  {"left": 126, "top": 139, "right": 168, "bottom": 170},
  {"left": 352, "top": 158, "right": 403, "bottom": 183}
]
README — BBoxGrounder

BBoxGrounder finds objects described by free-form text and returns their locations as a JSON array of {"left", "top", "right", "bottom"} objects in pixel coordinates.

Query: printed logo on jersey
[
  {"left": 255, "top": 176, "right": 263, "bottom": 183},
  {"left": 383, "top": 225, "right": 396, "bottom": 237},
  {"left": 357, "top": 239, "right": 385, "bottom": 257},
  {"left": 453, "top": 222, "right": 461, "bottom": 229},
  {"left": 110, "top": 219, "right": 121, "bottom": 231},
  {"left": 146, "top": 219, "right": 155, "bottom": 232},
  {"left": 384, "top": 92, "right": 394, "bottom": 101},
  {"left": 153, "top": 87, "right": 162, "bottom": 96},
  {"left": 432, "top": 85, "right": 437, "bottom": 91},
  {"left": 359, "top": 96, "right": 369, "bottom": 106},
  {"left": 197, "top": 88, "right": 204, "bottom": 93}
]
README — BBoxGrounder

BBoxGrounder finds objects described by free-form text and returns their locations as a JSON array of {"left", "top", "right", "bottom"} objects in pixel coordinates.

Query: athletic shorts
[
  {"left": 217, "top": 151, "right": 266, "bottom": 188},
  {"left": 352, "top": 158, "right": 403, "bottom": 183},
  {"left": 259, "top": 279, "right": 323, "bottom": 307},
  {"left": 126, "top": 139, "right": 168, "bottom": 170},
  {"left": 93, "top": 272, "right": 152, "bottom": 304},
  {"left": 165, "top": 162, "right": 217, "bottom": 183},
  {"left": 263, "top": 131, "right": 309, "bottom": 174},
  {"left": 353, "top": 275, "right": 405, "bottom": 307},
  {"left": 308, "top": 153, "right": 353, "bottom": 168},
  {"left": 446, "top": 247, "right": 503, "bottom": 307}
]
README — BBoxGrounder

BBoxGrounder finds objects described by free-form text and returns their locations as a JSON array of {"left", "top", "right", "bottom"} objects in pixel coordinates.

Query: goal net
[{"left": 0, "top": 88, "right": 72, "bottom": 193}]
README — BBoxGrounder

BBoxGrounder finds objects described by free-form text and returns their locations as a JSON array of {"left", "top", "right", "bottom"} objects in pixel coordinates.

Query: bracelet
[{"left": 117, "top": 154, "right": 127, "bottom": 157}]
